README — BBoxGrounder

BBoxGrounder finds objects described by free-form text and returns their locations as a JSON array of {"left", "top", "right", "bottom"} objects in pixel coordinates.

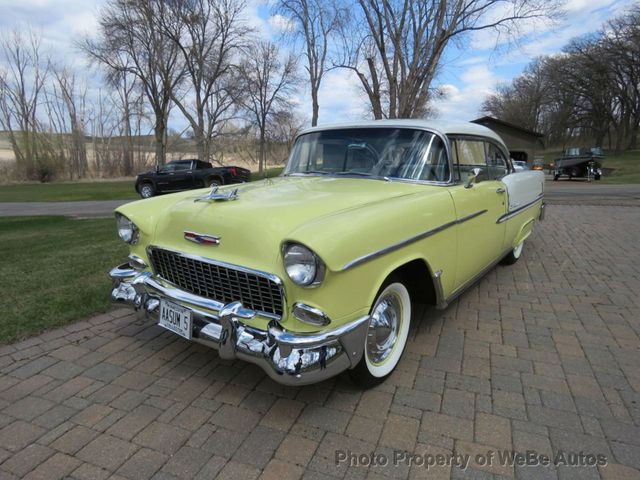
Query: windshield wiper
[
  {"left": 334, "top": 171, "right": 374, "bottom": 176},
  {"left": 334, "top": 171, "right": 390, "bottom": 181}
]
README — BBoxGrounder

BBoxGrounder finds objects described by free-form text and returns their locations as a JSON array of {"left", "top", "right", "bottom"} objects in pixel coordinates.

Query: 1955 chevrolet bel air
[{"left": 110, "top": 119, "right": 545, "bottom": 386}]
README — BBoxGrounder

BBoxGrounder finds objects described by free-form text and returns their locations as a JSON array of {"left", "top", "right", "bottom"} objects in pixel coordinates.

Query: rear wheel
[
  {"left": 139, "top": 182, "right": 155, "bottom": 199},
  {"left": 502, "top": 241, "right": 524, "bottom": 265},
  {"left": 207, "top": 177, "right": 221, "bottom": 187},
  {"left": 350, "top": 280, "right": 411, "bottom": 388}
]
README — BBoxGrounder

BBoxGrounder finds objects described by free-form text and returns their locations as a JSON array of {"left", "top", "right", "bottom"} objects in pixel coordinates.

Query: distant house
[{"left": 471, "top": 116, "right": 545, "bottom": 164}]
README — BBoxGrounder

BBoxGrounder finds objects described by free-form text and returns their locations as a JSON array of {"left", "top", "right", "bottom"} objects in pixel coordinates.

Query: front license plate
[{"left": 158, "top": 300, "right": 192, "bottom": 340}]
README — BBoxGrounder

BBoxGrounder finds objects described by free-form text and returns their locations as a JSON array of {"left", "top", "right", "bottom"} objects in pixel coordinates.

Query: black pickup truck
[{"left": 135, "top": 159, "right": 251, "bottom": 198}]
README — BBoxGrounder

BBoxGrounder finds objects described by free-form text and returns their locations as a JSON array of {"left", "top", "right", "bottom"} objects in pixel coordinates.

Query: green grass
[
  {"left": 0, "top": 180, "right": 138, "bottom": 202},
  {"left": 0, "top": 167, "right": 285, "bottom": 202},
  {"left": 0, "top": 216, "right": 127, "bottom": 344},
  {"left": 597, "top": 150, "right": 640, "bottom": 184},
  {"left": 250, "top": 167, "right": 284, "bottom": 181}
]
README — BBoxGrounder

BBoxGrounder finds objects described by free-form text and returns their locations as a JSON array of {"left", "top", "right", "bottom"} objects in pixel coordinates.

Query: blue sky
[{"left": 0, "top": 0, "right": 636, "bottom": 129}]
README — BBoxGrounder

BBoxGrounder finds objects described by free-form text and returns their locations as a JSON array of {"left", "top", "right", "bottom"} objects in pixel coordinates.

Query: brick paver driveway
[{"left": 1, "top": 204, "right": 639, "bottom": 480}]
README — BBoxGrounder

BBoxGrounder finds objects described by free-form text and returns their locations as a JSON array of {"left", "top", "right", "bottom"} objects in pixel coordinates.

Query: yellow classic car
[{"left": 110, "top": 119, "right": 545, "bottom": 387}]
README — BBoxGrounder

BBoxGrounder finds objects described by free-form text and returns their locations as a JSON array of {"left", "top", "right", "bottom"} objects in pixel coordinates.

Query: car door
[
  {"left": 155, "top": 162, "right": 191, "bottom": 192},
  {"left": 448, "top": 137, "right": 508, "bottom": 290},
  {"left": 169, "top": 161, "right": 194, "bottom": 190}
]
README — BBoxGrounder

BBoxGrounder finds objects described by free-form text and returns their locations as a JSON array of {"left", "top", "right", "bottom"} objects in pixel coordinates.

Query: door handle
[{"left": 496, "top": 187, "right": 506, "bottom": 194}]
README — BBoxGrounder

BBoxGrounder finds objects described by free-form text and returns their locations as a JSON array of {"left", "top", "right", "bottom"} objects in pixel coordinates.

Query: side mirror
[
  {"left": 465, "top": 167, "right": 484, "bottom": 188},
  {"left": 155, "top": 165, "right": 160, "bottom": 173}
]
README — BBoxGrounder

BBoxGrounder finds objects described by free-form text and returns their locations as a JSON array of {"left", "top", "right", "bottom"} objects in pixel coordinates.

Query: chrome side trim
[
  {"left": 341, "top": 209, "right": 488, "bottom": 271},
  {"left": 496, "top": 195, "right": 544, "bottom": 224},
  {"left": 433, "top": 270, "right": 448, "bottom": 310}
]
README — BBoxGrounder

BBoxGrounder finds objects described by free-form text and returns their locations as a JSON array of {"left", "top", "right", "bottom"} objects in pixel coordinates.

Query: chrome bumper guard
[{"left": 109, "top": 263, "right": 368, "bottom": 385}]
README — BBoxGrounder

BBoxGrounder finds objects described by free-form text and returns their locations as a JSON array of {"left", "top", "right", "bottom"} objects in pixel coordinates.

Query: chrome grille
[{"left": 149, "top": 247, "right": 284, "bottom": 317}]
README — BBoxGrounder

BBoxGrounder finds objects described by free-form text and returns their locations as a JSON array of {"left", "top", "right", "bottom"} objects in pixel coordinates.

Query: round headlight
[
  {"left": 116, "top": 213, "right": 139, "bottom": 244},
  {"left": 283, "top": 243, "right": 324, "bottom": 286}
]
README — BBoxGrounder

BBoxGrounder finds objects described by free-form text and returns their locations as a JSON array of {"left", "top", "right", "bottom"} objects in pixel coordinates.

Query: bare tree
[
  {"left": 0, "top": 29, "right": 49, "bottom": 179},
  {"left": 482, "top": 58, "right": 548, "bottom": 132},
  {"left": 238, "top": 41, "right": 299, "bottom": 174},
  {"left": 80, "top": 0, "right": 185, "bottom": 165},
  {"left": 482, "top": 5, "right": 640, "bottom": 151},
  {"left": 275, "top": 0, "right": 342, "bottom": 126},
  {"left": 601, "top": 5, "right": 640, "bottom": 150},
  {"left": 337, "top": 0, "right": 562, "bottom": 119},
  {"left": 160, "top": 0, "right": 250, "bottom": 162},
  {"left": 49, "top": 67, "right": 89, "bottom": 179}
]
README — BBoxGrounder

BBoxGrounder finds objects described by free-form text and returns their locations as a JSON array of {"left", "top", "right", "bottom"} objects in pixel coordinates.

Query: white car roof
[{"left": 298, "top": 119, "right": 506, "bottom": 146}]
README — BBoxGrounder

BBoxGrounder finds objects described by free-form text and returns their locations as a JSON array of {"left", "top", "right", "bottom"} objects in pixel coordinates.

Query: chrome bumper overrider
[{"left": 109, "top": 263, "right": 368, "bottom": 385}]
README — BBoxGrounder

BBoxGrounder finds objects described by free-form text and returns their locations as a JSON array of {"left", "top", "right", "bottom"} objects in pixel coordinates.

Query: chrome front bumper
[{"left": 109, "top": 263, "right": 368, "bottom": 386}]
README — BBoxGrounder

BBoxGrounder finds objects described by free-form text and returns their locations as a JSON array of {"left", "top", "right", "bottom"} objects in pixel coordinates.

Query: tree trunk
[
  {"left": 195, "top": 131, "right": 207, "bottom": 163},
  {"left": 154, "top": 121, "right": 166, "bottom": 165},
  {"left": 628, "top": 121, "right": 639, "bottom": 150},
  {"left": 123, "top": 104, "right": 133, "bottom": 176},
  {"left": 311, "top": 88, "right": 319, "bottom": 127},
  {"left": 258, "top": 130, "right": 265, "bottom": 174}
]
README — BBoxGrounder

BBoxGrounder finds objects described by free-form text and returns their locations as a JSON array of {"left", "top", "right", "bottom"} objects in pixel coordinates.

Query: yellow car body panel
[{"left": 116, "top": 173, "right": 542, "bottom": 335}]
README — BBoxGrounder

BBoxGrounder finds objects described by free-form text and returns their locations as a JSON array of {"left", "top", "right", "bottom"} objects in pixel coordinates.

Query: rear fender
[{"left": 501, "top": 170, "right": 544, "bottom": 211}]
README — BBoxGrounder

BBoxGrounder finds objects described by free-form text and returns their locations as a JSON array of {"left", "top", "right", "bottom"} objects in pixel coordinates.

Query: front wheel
[
  {"left": 139, "top": 182, "right": 155, "bottom": 199},
  {"left": 350, "top": 281, "right": 411, "bottom": 388},
  {"left": 502, "top": 241, "right": 524, "bottom": 265}
]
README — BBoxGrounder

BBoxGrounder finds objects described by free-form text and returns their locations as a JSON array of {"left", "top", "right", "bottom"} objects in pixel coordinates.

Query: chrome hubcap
[
  {"left": 141, "top": 186, "right": 152, "bottom": 197},
  {"left": 366, "top": 293, "right": 402, "bottom": 365}
]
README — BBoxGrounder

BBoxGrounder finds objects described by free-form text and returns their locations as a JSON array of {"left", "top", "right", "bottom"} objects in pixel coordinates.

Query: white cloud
[
  {"left": 432, "top": 65, "right": 501, "bottom": 122},
  {"left": 268, "top": 14, "right": 295, "bottom": 33},
  {"left": 315, "top": 69, "right": 369, "bottom": 123},
  {"left": 565, "top": 0, "right": 617, "bottom": 12}
]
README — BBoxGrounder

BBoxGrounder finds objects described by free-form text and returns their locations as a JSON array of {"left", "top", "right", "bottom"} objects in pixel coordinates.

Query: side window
[
  {"left": 421, "top": 135, "right": 449, "bottom": 182},
  {"left": 451, "top": 139, "right": 485, "bottom": 184},
  {"left": 486, "top": 143, "right": 508, "bottom": 180}
]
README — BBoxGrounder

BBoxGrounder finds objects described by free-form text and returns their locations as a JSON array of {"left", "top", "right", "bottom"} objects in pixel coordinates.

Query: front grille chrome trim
[{"left": 147, "top": 246, "right": 285, "bottom": 319}]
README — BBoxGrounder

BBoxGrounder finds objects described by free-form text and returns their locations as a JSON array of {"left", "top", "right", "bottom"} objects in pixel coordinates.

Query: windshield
[{"left": 284, "top": 128, "right": 449, "bottom": 182}]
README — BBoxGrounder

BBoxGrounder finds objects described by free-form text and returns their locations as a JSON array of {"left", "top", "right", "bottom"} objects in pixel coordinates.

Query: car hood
[{"left": 118, "top": 176, "right": 448, "bottom": 272}]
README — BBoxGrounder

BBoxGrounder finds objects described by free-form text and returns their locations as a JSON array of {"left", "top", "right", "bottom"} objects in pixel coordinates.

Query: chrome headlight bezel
[
  {"left": 115, "top": 213, "right": 139, "bottom": 244},
  {"left": 282, "top": 242, "right": 325, "bottom": 287}
]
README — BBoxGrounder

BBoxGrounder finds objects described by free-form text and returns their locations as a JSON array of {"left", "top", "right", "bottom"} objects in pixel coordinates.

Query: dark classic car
[
  {"left": 135, "top": 160, "right": 251, "bottom": 198},
  {"left": 553, "top": 148, "right": 603, "bottom": 181}
]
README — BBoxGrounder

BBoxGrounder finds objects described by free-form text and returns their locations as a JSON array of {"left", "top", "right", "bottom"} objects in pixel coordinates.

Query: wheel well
[
  {"left": 208, "top": 175, "right": 223, "bottom": 185},
  {"left": 388, "top": 259, "right": 436, "bottom": 306},
  {"left": 138, "top": 180, "right": 153, "bottom": 190}
]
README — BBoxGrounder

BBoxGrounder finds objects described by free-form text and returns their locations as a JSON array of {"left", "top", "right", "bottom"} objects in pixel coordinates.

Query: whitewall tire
[
  {"left": 350, "top": 281, "right": 411, "bottom": 387},
  {"left": 502, "top": 241, "right": 524, "bottom": 265}
]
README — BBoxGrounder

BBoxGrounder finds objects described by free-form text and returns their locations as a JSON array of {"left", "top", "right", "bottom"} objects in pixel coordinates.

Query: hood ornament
[
  {"left": 184, "top": 231, "right": 221, "bottom": 245},
  {"left": 195, "top": 185, "right": 238, "bottom": 203}
]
